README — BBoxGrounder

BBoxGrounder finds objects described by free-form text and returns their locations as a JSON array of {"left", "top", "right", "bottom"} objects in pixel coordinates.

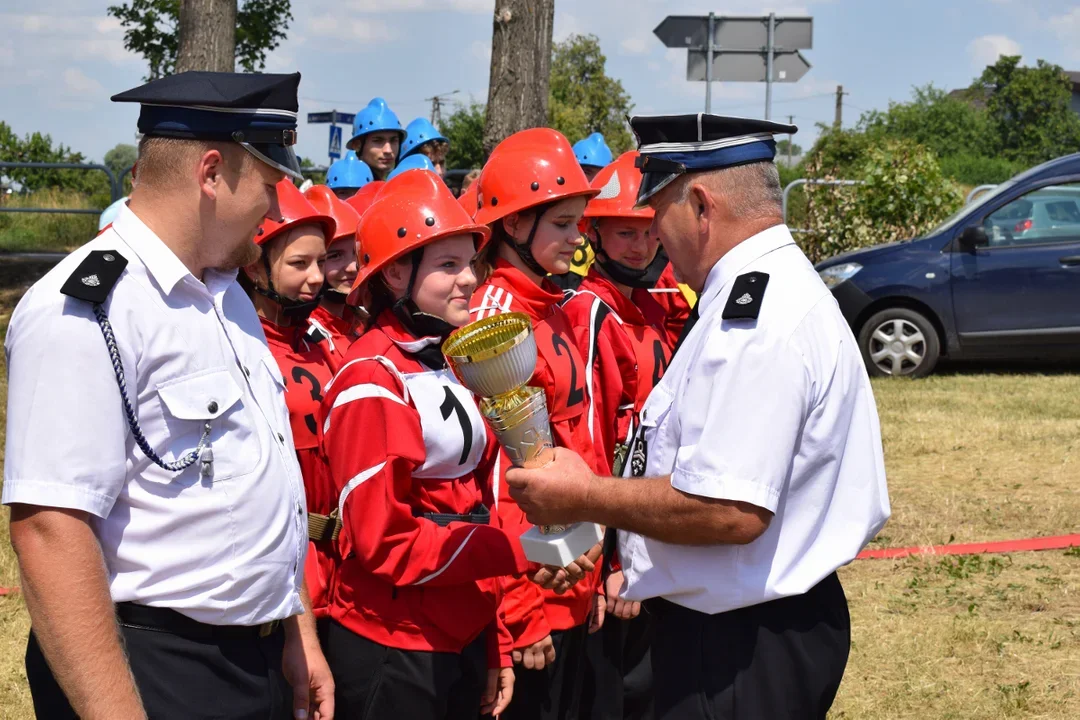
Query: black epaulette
[
  {"left": 60, "top": 250, "right": 128, "bottom": 304},
  {"left": 722, "top": 271, "right": 769, "bottom": 320}
]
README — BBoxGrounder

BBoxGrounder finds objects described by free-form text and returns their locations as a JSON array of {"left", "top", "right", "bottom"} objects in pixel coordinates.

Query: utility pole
[
  {"left": 425, "top": 90, "right": 460, "bottom": 127},
  {"left": 787, "top": 114, "right": 795, "bottom": 166},
  {"left": 834, "top": 85, "right": 847, "bottom": 128}
]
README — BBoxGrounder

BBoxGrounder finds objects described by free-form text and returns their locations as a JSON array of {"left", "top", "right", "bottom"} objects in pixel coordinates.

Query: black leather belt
[
  {"left": 415, "top": 504, "right": 491, "bottom": 527},
  {"left": 115, "top": 602, "right": 282, "bottom": 641}
]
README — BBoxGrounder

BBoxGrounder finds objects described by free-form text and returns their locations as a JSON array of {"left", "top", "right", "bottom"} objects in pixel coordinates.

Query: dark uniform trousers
[
  {"left": 323, "top": 619, "right": 488, "bottom": 719},
  {"left": 650, "top": 572, "right": 850, "bottom": 720},
  {"left": 581, "top": 612, "right": 655, "bottom": 720},
  {"left": 501, "top": 623, "right": 589, "bottom": 720},
  {"left": 26, "top": 603, "right": 292, "bottom": 720}
]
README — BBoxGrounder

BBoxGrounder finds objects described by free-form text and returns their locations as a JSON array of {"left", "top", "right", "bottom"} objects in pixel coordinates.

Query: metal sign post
[
  {"left": 307, "top": 110, "right": 357, "bottom": 166},
  {"left": 654, "top": 14, "right": 812, "bottom": 118},
  {"left": 705, "top": 12, "right": 715, "bottom": 114}
]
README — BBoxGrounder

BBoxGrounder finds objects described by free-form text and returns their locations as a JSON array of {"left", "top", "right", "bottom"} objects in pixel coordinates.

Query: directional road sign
[
  {"left": 653, "top": 15, "right": 812, "bottom": 50},
  {"left": 307, "top": 111, "right": 356, "bottom": 125},
  {"left": 687, "top": 49, "right": 811, "bottom": 83},
  {"left": 653, "top": 13, "right": 813, "bottom": 118}
]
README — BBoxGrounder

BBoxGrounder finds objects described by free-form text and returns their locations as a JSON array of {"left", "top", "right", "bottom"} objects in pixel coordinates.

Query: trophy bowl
[{"left": 442, "top": 312, "right": 538, "bottom": 397}]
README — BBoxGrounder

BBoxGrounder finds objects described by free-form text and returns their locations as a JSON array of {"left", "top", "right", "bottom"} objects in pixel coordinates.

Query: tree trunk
[
  {"left": 482, "top": 0, "right": 555, "bottom": 159},
  {"left": 175, "top": 0, "right": 237, "bottom": 73}
]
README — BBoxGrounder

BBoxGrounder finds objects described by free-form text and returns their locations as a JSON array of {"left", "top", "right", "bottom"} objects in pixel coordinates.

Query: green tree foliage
[
  {"left": 858, "top": 85, "right": 992, "bottom": 160},
  {"left": 548, "top": 34, "right": 634, "bottom": 154},
  {"left": 443, "top": 102, "right": 487, "bottom": 170},
  {"left": 801, "top": 137, "right": 963, "bottom": 262},
  {"left": 108, "top": 0, "right": 292, "bottom": 80},
  {"left": 0, "top": 122, "right": 111, "bottom": 201},
  {"left": 104, "top": 144, "right": 138, "bottom": 179},
  {"left": 776, "top": 139, "right": 802, "bottom": 157},
  {"left": 975, "top": 55, "right": 1080, "bottom": 165}
]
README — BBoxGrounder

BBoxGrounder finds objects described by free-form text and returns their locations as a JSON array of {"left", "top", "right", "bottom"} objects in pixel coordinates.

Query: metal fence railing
[
  {"left": 0, "top": 162, "right": 121, "bottom": 215},
  {"left": 965, "top": 184, "right": 997, "bottom": 205},
  {"left": 782, "top": 178, "right": 863, "bottom": 234}
]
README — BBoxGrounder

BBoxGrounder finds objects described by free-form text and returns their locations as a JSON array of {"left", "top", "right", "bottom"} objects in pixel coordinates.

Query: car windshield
[{"left": 919, "top": 181, "right": 1017, "bottom": 237}]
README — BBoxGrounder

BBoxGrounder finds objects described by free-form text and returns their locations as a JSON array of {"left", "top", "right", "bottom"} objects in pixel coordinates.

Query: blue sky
[{"left": 3, "top": 0, "right": 1080, "bottom": 166}]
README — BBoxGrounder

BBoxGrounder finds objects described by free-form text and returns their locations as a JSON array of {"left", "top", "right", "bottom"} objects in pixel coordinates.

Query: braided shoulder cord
[{"left": 92, "top": 303, "right": 211, "bottom": 473}]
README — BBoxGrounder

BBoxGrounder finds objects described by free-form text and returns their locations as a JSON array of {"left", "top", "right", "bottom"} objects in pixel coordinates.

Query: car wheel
[{"left": 858, "top": 308, "right": 941, "bottom": 378}]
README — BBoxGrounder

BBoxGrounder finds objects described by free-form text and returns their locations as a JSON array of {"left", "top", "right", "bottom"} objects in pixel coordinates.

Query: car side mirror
[{"left": 958, "top": 225, "right": 989, "bottom": 251}]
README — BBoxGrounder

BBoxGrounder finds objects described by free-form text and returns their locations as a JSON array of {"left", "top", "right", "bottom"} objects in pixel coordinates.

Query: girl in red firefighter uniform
[
  {"left": 319, "top": 169, "right": 530, "bottom": 719},
  {"left": 561, "top": 151, "right": 673, "bottom": 720},
  {"left": 303, "top": 184, "right": 364, "bottom": 368},
  {"left": 469, "top": 127, "right": 606, "bottom": 720},
  {"left": 242, "top": 179, "right": 340, "bottom": 621}
]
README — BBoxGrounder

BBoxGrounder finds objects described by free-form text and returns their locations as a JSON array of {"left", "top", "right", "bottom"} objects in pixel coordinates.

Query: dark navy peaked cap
[
  {"left": 112, "top": 71, "right": 304, "bottom": 180},
  {"left": 630, "top": 114, "right": 797, "bottom": 205}
]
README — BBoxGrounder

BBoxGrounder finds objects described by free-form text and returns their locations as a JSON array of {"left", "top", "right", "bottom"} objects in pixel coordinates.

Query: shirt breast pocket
[{"left": 155, "top": 367, "right": 255, "bottom": 482}]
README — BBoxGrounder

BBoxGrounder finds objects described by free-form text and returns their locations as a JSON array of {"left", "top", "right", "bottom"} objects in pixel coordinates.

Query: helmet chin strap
[
  {"left": 253, "top": 251, "right": 322, "bottom": 323},
  {"left": 592, "top": 226, "right": 667, "bottom": 289},
  {"left": 504, "top": 206, "right": 550, "bottom": 278},
  {"left": 322, "top": 288, "right": 351, "bottom": 305},
  {"left": 391, "top": 249, "right": 456, "bottom": 369}
]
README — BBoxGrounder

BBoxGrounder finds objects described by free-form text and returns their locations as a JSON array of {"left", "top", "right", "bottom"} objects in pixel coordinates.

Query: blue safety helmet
[
  {"left": 347, "top": 97, "right": 406, "bottom": 151},
  {"left": 386, "top": 153, "right": 437, "bottom": 180},
  {"left": 573, "top": 132, "right": 613, "bottom": 169},
  {"left": 326, "top": 151, "right": 374, "bottom": 191},
  {"left": 400, "top": 117, "right": 449, "bottom": 160},
  {"left": 98, "top": 196, "right": 128, "bottom": 230}
]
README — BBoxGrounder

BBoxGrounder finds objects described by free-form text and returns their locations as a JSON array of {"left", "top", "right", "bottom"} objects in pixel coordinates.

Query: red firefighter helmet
[
  {"left": 473, "top": 128, "right": 598, "bottom": 227},
  {"left": 582, "top": 151, "right": 655, "bottom": 221},
  {"left": 348, "top": 170, "right": 491, "bottom": 304},
  {"left": 303, "top": 184, "right": 360, "bottom": 242},
  {"left": 344, "top": 180, "right": 384, "bottom": 218},
  {"left": 255, "top": 179, "right": 336, "bottom": 246},
  {"left": 457, "top": 182, "right": 479, "bottom": 216}
]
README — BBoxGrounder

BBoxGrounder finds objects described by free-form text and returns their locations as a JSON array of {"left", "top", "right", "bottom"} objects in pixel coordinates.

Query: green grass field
[
  {"left": 0, "top": 261, "right": 1078, "bottom": 718},
  {"left": 0, "top": 190, "right": 102, "bottom": 253}
]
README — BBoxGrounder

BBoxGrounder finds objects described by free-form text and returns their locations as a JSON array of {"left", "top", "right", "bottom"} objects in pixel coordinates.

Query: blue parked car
[{"left": 816, "top": 153, "right": 1080, "bottom": 377}]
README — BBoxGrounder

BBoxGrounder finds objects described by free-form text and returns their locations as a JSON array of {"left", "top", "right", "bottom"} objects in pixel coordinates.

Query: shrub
[{"left": 800, "top": 139, "right": 963, "bottom": 263}]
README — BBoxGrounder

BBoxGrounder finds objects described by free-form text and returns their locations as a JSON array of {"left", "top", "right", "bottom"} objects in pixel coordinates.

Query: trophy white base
[{"left": 520, "top": 522, "right": 604, "bottom": 567}]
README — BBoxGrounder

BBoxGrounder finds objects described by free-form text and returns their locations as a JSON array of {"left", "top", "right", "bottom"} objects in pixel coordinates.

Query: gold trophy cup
[{"left": 443, "top": 313, "right": 603, "bottom": 567}]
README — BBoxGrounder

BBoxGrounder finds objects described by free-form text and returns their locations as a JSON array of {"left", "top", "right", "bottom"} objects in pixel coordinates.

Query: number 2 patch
[{"left": 535, "top": 315, "right": 587, "bottom": 423}]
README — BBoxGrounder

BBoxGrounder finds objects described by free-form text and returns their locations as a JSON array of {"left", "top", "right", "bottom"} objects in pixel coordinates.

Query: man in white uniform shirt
[
  {"left": 3, "top": 72, "right": 333, "bottom": 719},
  {"left": 506, "top": 114, "right": 890, "bottom": 719}
]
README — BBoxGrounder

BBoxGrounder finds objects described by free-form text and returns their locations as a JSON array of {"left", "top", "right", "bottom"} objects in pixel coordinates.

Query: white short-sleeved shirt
[
  {"left": 3, "top": 205, "right": 306, "bottom": 625},
  {"left": 618, "top": 224, "right": 890, "bottom": 615}
]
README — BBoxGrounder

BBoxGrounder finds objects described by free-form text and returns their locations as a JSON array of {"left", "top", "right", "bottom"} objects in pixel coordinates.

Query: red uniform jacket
[
  {"left": 307, "top": 304, "right": 360, "bottom": 372},
  {"left": 262, "top": 318, "right": 338, "bottom": 618},
  {"left": 561, "top": 269, "right": 673, "bottom": 472},
  {"left": 471, "top": 258, "right": 606, "bottom": 642},
  {"left": 319, "top": 313, "right": 529, "bottom": 668},
  {"left": 649, "top": 263, "right": 694, "bottom": 349}
]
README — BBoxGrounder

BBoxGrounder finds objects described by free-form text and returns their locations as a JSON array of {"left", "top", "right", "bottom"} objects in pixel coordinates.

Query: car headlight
[{"left": 818, "top": 262, "right": 862, "bottom": 289}]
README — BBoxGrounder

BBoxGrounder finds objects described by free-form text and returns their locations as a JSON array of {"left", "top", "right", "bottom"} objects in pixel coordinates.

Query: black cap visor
[{"left": 242, "top": 142, "right": 302, "bottom": 181}]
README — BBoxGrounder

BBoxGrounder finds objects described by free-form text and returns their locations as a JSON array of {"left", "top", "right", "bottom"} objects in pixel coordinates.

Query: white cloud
[
  {"left": 305, "top": 14, "right": 396, "bottom": 43},
  {"left": 1049, "top": 9, "right": 1080, "bottom": 62},
  {"left": 967, "top": 34, "right": 1021, "bottom": 70},
  {"left": 0, "top": 14, "right": 137, "bottom": 65},
  {"left": 620, "top": 35, "right": 650, "bottom": 56},
  {"left": 63, "top": 67, "right": 104, "bottom": 96}
]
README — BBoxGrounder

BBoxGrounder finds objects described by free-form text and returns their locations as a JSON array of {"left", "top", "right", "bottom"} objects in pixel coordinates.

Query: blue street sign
[
  {"left": 308, "top": 110, "right": 357, "bottom": 125},
  {"left": 328, "top": 125, "right": 343, "bottom": 161}
]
